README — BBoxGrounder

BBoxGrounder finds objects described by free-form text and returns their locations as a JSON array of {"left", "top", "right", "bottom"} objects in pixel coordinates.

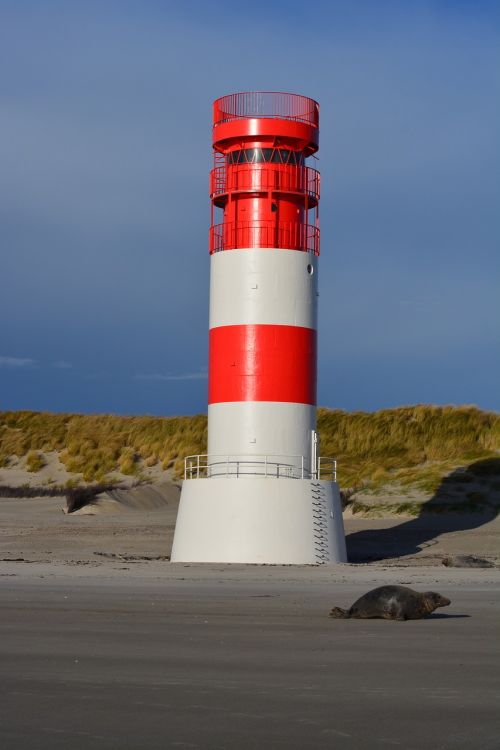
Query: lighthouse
[{"left": 171, "top": 92, "right": 347, "bottom": 564}]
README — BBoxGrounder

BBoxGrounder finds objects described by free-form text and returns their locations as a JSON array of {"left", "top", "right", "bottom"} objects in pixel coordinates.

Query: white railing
[
  {"left": 184, "top": 454, "right": 337, "bottom": 481},
  {"left": 317, "top": 456, "right": 337, "bottom": 482}
]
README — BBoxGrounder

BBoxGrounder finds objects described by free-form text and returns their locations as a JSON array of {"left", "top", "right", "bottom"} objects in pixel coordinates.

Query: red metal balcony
[
  {"left": 210, "top": 164, "right": 320, "bottom": 207},
  {"left": 209, "top": 221, "right": 320, "bottom": 255},
  {"left": 213, "top": 92, "right": 319, "bottom": 128}
]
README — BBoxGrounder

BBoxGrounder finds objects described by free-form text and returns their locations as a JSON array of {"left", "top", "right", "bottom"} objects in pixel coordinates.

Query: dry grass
[
  {"left": 317, "top": 404, "right": 500, "bottom": 490},
  {"left": 0, "top": 405, "right": 497, "bottom": 488},
  {"left": 0, "top": 411, "right": 207, "bottom": 482},
  {"left": 26, "top": 450, "right": 45, "bottom": 473}
]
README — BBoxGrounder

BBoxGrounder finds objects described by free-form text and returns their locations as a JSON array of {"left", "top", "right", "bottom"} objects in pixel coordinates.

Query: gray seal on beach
[{"left": 329, "top": 585, "right": 451, "bottom": 621}]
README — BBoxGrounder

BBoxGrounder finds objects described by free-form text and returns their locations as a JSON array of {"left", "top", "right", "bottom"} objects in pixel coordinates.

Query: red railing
[
  {"left": 210, "top": 221, "right": 320, "bottom": 255},
  {"left": 210, "top": 165, "right": 320, "bottom": 204},
  {"left": 213, "top": 92, "right": 319, "bottom": 128}
]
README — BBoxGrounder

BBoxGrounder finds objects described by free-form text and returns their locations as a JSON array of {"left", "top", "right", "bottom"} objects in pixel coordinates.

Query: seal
[{"left": 329, "top": 585, "right": 451, "bottom": 620}]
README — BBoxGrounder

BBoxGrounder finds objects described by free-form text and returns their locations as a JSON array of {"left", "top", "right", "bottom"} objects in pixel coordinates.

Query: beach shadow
[
  {"left": 346, "top": 458, "right": 500, "bottom": 563},
  {"left": 426, "top": 613, "right": 471, "bottom": 619}
]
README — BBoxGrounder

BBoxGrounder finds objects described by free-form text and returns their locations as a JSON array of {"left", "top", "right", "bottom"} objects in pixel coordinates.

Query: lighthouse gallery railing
[
  {"left": 210, "top": 221, "right": 319, "bottom": 255},
  {"left": 213, "top": 92, "right": 319, "bottom": 127},
  {"left": 184, "top": 454, "right": 336, "bottom": 481}
]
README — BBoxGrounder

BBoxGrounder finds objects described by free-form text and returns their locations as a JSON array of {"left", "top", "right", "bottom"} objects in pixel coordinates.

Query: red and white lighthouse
[{"left": 171, "top": 92, "right": 347, "bottom": 564}]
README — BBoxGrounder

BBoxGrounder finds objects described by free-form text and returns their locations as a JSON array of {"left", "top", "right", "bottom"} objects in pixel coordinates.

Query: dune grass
[
  {"left": 0, "top": 406, "right": 498, "bottom": 491},
  {"left": 25, "top": 450, "right": 46, "bottom": 473},
  {"left": 0, "top": 411, "right": 207, "bottom": 482},
  {"left": 317, "top": 404, "right": 499, "bottom": 492}
]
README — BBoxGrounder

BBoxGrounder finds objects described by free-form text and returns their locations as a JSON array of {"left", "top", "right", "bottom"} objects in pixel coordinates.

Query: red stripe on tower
[{"left": 208, "top": 324, "right": 317, "bottom": 405}]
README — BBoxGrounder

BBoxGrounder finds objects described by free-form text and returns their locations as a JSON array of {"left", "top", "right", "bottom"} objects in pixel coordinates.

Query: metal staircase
[{"left": 311, "top": 481, "right": 330, "bottom": 563}]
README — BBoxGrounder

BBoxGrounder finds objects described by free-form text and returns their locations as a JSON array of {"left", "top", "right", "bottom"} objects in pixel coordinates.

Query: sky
[{"left": 0, "top": 0, "right": 499, "bottom": 416}]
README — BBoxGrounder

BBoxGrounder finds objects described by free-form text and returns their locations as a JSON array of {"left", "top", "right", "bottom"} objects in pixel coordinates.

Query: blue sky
[{"left": 1, "top": 0, "right": 499, "bottom": 415}]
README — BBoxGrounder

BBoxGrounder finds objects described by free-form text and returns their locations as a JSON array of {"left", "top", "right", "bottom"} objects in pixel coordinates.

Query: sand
[
  {"left": 1, "top": 482, "right": 499, "bottom": 749},
  {"left": 0, "top": 479, "right": 498, "bottom": 571}
]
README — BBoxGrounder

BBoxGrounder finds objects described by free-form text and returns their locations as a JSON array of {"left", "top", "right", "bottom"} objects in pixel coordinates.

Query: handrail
[
  {"left": 317, "top": 457, "right": 337, "bottom": 482},
  {"left": 184, "top": 454, "right": 336, "bottom": 481},
  {"left": 210, "top": 164, "right": 320, "bottom": 203},
  {"left": 214, "top": 92, "right": 319, "bottom": 128},
  {"left": 210, "top": 221, "right": 319, "bottom": 255}
]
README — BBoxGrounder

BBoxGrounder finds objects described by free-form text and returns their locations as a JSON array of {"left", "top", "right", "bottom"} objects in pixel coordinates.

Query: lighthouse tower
[{"left": 171, "top": 92, "right": 347, "bottom": 564}]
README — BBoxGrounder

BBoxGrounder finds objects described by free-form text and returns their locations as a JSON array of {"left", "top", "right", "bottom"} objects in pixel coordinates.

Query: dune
[{"left": 72, "top": 481, "right": 181, "bottom": 515}]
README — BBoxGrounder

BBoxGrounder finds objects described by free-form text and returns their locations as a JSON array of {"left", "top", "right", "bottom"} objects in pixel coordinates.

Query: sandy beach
[
  {"left": 1, "top": 484, "right": 499, "bottom": 568},
  {"left": 1, "top": 486, "right": 499, "bottom": 749}
]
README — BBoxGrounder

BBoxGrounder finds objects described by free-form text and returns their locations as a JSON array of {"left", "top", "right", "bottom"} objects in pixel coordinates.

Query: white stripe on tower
[{"left": 209, "top": 248, "right": 317, "bottom": 330}]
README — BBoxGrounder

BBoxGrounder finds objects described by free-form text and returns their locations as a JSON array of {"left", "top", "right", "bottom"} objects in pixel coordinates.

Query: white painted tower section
[
  {"left": 172, "top": 478, "right": 346, "bottom": 565},
  {"left": 209, "top": 248, "right": 317, "bottom": 329}
]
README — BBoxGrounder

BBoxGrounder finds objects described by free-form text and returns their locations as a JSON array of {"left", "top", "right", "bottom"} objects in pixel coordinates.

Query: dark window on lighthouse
[{"left": 227, "top": 149, "right": 305, "bottom": 165}]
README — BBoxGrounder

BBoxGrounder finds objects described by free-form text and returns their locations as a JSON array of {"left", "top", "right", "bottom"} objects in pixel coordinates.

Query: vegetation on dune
[
  {"left": 0, "top": 411, "right": 207, "bottom": 482},
  {"left": 0, "top": 407, "right": 498, "bottom": 498},
  {"left": 317, "top": 404, "right": 500, "bottom": 493},
  {"left": 25, "top": 450, "right": 46, "bottom": 473}
]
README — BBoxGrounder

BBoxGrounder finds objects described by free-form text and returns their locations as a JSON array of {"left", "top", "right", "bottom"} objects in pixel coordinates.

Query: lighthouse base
[{"left": 170, "top": 477, "right": 347, "bottom": 565}]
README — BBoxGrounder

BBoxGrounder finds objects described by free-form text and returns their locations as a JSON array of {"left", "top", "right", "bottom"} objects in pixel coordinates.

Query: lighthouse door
[{"left": 311, "top": 430, "right": 318, "bottom": 479}]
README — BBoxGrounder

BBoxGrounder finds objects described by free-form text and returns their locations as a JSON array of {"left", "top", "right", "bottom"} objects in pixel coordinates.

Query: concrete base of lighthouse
[{"left": 170, "top": 478, "right": 347, "bottom": 565}]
